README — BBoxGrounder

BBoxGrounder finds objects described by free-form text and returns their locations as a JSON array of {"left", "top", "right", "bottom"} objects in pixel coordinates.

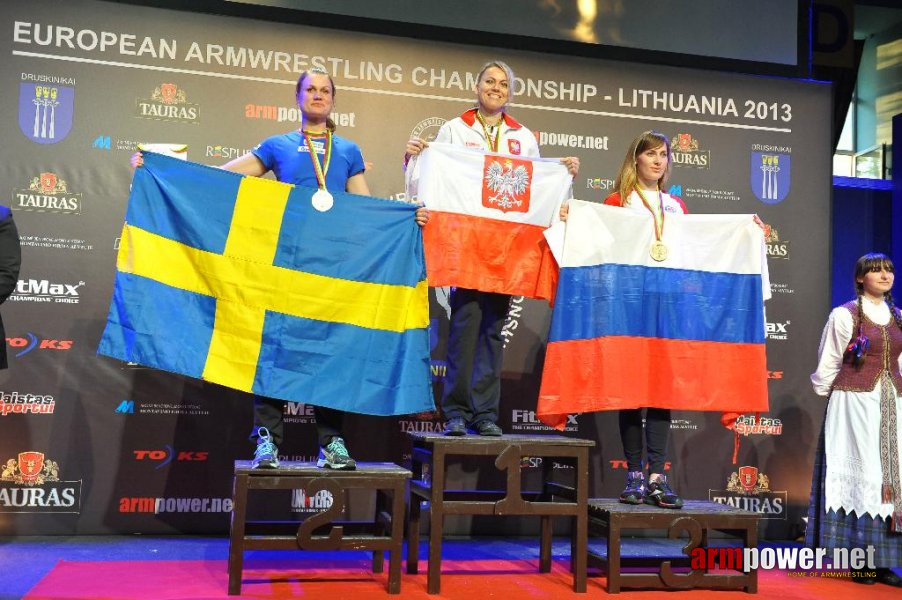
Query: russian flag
[
  {"left": 537, "top": 200, "right": 769, "bottom": 429},
  {"left": 410, "top": 142, "right": 571, "bottom": 301}
]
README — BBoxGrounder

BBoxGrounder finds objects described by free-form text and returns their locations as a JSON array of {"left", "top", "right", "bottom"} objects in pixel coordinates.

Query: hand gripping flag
[
  {"left": 537, "top": 200, "right": 769, "bottom": 429},
  {"left": 409, "top": 142, "right": 571, "bottom": 301},
  {"left": 99, "top": 152, "right": 434, "bottom": 416}
]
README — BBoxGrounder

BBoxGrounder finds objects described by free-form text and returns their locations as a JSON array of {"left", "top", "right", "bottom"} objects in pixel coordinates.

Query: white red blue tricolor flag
[
  {"left": 410, "top": 142, "right": 571, "bottom": 301},
  {"left": 537, "top": 200, "right": 770, "bottom": 429}
]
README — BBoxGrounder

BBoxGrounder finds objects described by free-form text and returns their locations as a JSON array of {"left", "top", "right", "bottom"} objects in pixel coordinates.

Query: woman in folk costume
[
  {"left": 807, "top": 253, "right": 902, "bottom": 587},
  {"left": 405, "top": 60, "right": 578, "bottom": 436}
]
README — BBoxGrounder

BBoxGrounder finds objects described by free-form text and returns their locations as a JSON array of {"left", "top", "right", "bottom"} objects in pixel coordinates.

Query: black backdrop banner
[{"left": 0, "top": 0, "right": 831, "bottom": 539}]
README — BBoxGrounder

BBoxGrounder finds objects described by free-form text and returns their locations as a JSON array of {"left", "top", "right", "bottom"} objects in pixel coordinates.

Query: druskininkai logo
[
  {"left": 751, "top": 152, "right": 791, "bottom": 204},
  {"left": 482, "top": 156, "right": 532, "bottom": 213},
  {"left": 19, "top": 79, "right": 75, "bottom": 144}
]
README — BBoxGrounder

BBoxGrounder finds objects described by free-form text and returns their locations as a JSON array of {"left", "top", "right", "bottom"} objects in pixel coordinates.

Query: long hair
[
  {"left": 295, "top": 67, "right": 336, "bottom": 131},
  {"left": 614, "top": 131, "right": 672, "bottom": 205},
  {"left": 848, "top": 252, "right": 902, "bottom": 366},
  {"left": 475, "top": 60, "right": 516, "bottom": 106}
]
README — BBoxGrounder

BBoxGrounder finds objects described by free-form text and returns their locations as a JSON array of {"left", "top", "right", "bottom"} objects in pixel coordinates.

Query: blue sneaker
[
  {"left": 316, "top": 437, "right": 357, "bottom": 470},
  {"left": 252, "top": 427, "right": 279, "bottom": 469},
  {"left": 645, "top": 474, "right": 683, "bottom": 509},
  {"left": 619, "top": 470, "right": 646, "bottom": 505}
]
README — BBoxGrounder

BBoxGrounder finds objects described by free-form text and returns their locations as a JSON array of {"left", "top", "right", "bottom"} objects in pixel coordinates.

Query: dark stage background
[{"left": 0, "top": 0, "right": 831, "bottom": 539}]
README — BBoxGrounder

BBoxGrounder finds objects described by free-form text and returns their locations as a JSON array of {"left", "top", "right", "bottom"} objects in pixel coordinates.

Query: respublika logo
[
  {"left": 1, "top": 391, "right": 55, "bottom": 416},
  {"left": 671, "top": 133, "right": 710, "bottom": 169},
  {"left": 9, "top": 279, "right": 83, "bottom": 304},
  {"left": 136, "top": 83, "right": 198, "bottom": 123},
  {"left": 13, "top": 172, "right": 82, "bottom": 214},
  {"left": 709, "top": 465, "right": 787, "bottom": 519},
  {"left": 586, "top": 176, "right": 615, "bottom": 191},
  {"left": 19, "top": 74, "right": 75, "bottom": 144},
  {"left": 0, "top": 452, "right": 81, "bottom": 513},
  {"left": 206, "top": 144, "right": 251, "bottom": 160},
  {"left": 6, "top": 333, "right": 73, "bottom": 357}
]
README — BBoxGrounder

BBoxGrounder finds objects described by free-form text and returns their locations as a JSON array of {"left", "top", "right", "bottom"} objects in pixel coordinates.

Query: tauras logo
[
  {"left": 709, "top": 466, "right": 786, "bottom": 519},
  {"left": 136, "top": 83, "right": 199, "bottom": 123},
  {"left": 13, "top": 172, "right": 82, "bottom": 214},
  {"left": 0, "top": 452, "right": 81, "bottom": 513},
  {"left": 10, "top": 278, "right": 83, "bottom": 303}
]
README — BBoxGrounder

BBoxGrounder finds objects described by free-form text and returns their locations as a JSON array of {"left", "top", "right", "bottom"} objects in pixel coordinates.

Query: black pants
[
  {"left": 440, "top": 288, "right": 510, "bottom": 425},
  {"left": 251, "top": 395, "right": 344, "bottom": 448},
  {"left": 619, "top": 408, "right": 671, "bottom": 475}
]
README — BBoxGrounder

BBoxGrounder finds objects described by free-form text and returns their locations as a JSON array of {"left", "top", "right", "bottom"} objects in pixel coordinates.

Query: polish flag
[
  {"left": 410, "top": 142, "right": 571, "bottom": 301},
  {"left": 537, "top": 200, "right": 770, "bottom": 429}
]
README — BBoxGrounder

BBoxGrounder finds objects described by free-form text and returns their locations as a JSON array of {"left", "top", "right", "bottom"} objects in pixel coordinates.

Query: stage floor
[{"left": 1, "top": 535, "right": 899, "bottom": 599}]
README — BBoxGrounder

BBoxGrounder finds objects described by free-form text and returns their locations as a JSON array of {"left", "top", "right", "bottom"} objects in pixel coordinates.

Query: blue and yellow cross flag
[{"left": 98, "top": 152, "right": 434, "bottom": 416}]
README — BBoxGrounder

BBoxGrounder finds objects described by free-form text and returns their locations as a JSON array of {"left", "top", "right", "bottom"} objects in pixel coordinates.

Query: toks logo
[
  {"left": 482, "top": 157, "right": 532, "bottom": 213},
  {"left": 6, "top": 333, "right": 73, "bottom": 357},
  {"left": 1, "top": 452, "right": 82, "bottom": 513},
  {"left": 133, "top": 446, "right": 209, "bottom": 469},
  {"left": 136, "top": 83, "right": 199, "bottom": 123},
  {"left": 13, "top": 172, "right": 82, "bottom": 214}
]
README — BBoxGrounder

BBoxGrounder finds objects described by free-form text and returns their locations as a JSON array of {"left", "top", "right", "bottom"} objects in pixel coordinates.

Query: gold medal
[{"left": 650, "top": 240, "right": 668, "bottom": 262}]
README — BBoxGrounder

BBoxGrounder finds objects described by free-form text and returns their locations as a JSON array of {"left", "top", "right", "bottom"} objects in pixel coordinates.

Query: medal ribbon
[
  {"left": 635, "top": 186, "right": 665, "bottom": 243},
  {"left": 302, "top": 129, "right": 332, "bottom": 190},
  {"left": 475, "top": 111, "right": 501, "bottom": 153}
]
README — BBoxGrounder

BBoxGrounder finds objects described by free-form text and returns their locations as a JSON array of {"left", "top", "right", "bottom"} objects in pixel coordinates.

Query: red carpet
[{"left": 23, "top": 558, "right": 902, "bottom": 599}]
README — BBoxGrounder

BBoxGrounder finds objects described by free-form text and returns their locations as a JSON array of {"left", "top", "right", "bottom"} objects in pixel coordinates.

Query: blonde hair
[
  {"left": 614, "top": 131, "right": 672, "bottom": 204},
  {"left": 476, "top": 60, "right": 516, "bottom": 105}
]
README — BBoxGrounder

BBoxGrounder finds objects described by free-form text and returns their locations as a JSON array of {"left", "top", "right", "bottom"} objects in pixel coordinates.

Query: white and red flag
[{"left": 409, "top": 142, "right": 571, "bottom": 301}]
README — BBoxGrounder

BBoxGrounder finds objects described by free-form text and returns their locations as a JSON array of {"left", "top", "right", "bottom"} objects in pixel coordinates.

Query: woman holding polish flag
[{"left": 405, "top": 60, "right": 579, "bottom": 437}]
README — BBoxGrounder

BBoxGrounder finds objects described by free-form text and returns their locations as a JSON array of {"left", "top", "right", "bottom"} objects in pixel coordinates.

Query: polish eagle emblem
[{"left": 483, "top": 159, "right": 531, "bottom": 212}]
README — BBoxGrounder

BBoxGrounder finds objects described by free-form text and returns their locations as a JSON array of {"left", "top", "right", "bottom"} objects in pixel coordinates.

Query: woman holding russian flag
[
  {"left": 405, "top": 60, "right": 579, "bottom": 437},
  {"left": 561, "top": 130, "right": 685, "bottom": 508},
  {"left": 807, "top": 253, "right": 902, "bottom": 587}
]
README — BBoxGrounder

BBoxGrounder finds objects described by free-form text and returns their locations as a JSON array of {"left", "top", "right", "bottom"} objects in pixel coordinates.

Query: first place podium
[{"left": 406, "top": 432, "right": 595, "bottom": 594}]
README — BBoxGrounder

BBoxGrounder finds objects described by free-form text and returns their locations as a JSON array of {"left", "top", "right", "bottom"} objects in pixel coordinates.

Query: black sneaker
[
  {"left": 316, "top": 437, "right": 357, "bottom": 470},
  {"left": 444, "top": 417, "right": 467, "bottom": 436},
  {"left": 644, "top": 474, "right": 683, "bottom": 509},
  {"left": 618, "top": 471, "right": 646, "bottom": 505},
  {"left": 252, "top": 427, "right": 280, "bottom": 469},
  {"left": 472, "top": 420, "right": 502, "bottom": 436}
]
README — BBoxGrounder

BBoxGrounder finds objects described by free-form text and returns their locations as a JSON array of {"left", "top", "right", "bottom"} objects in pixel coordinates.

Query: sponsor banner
[
  {"left": 751, "top": 144, "right": 792, "bottom": 204},
  {"left": 12, "top": 172, "right": 82, "bottom": 214},
  {"left": 764, "top": 225, "right": 791, "bottom": 259},
  {"left": 118, "top": 496, "right": 232, "bottom": 513},
  {"left": 245, "top": 103, "right": 356, "bottom": 126},
  {"left": 19, "top": 235, "right": 94, "bottom": 251},
  {"left": 766, "top": 320, "right": 790, "bottom": 341},
  {"left": 283, "top": 401, "right": 316, "bottom": 424},
  {"left": 0, "top": 391, "right": 56, "bottom": 416},
  {"left": 670, "top": 133, "right": 710, "bottom": 169},
  {"left": 734, "top": 414, "right": 783, "bottom": 436},
  {"left": 9, "top": 278, "right": 83, "bottom": 304},
  {"left": 19, "top": 73, "right": 75, "bottom": 144},
  {"left": 1, "top": 453, "right": 81, "bottom": 513},
  {"left": 91, "top": 134, "right": 140, "bottom": 151},
  {"left": 6, "top": 333, "right": 73, "bottom": 357},
  {"left": 534, "top": 130, "right": 609, "bottom": 150},
  {"left": 132, "top": 447, "right": 209, "bottom": 468},
  {"left": 291, "top": 488, "right": 334, "bottom": 513},
  {"left": 135, "top": 83, "right": 199, "bottom": 123},
  {"left": 113, "top": 399, "right": 210, "bottom": 416},
  {"left": 586, "top": 177, "right": 616, "bottom": 191},
  {"left": 709, "top": 466, "right": 787, "bottom": 519},
  {"left": 668, "top": 184, "right": 741, "bottom": 203},
  {"left": 511, "top": 409, "right": 578, "bottom": 433}
]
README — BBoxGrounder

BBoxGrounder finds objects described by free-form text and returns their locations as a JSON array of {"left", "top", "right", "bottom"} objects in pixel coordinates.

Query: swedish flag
[{"left": 99, "top": 152, "right": 433, "bottom": 416}]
